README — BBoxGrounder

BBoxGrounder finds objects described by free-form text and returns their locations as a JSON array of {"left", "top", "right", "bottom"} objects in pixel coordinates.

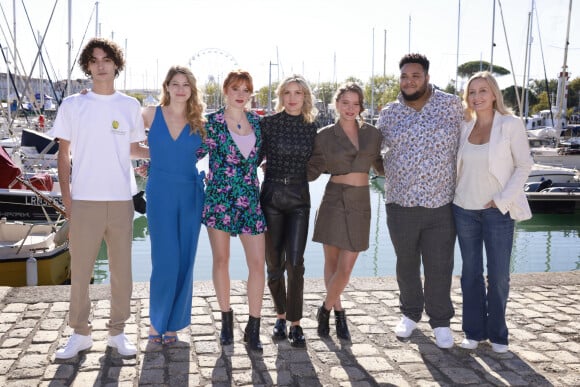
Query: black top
[{"left": 260, "top": 111, "right": 318, "bottom": 181}]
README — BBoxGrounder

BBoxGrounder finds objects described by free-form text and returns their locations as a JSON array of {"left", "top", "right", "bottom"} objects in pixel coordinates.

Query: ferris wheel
[{"left": 189, "top": 48, "right": 239, "bottom": 86}]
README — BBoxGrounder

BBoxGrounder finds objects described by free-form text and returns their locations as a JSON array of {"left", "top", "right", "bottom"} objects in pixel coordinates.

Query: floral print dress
[{"left": 197, "top": 108, "right": 266, "bottom": 236}]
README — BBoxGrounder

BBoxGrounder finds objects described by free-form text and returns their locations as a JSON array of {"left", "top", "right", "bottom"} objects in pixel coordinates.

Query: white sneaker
[
  {"left": 491, "top": 342, "right": 509, "bottom": 353},
  {"left": 394, "top": 316, "right": 417, "bottom": 338},
  {"left": 55, "top": 333, "right": 93, "bottom": 359},
  {"left": 460, "top": 338, "right": 479, "bottom": 349},
  {"left": 434, "top": 327, "right": 454, "bottom": 348},
  {"left": 108, "top": 333, "right": 137, "bottom": 356}
]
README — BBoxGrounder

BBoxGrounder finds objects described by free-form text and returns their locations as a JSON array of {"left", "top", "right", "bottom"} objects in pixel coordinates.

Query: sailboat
[{"left": 526, "top": 0, "right": 580, "bottom": 169}]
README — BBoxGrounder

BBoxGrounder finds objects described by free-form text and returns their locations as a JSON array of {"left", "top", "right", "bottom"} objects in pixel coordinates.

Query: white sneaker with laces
[
  {"left": 55, "top": 333, "right": 93, "bottom": 359},
  {"left": 108, "top": 333, "right": 137, "bottom": 356},
  {"left": 394, "top": 316, "right": 417, "bottom": 338},
  {"left": 433, "top": 327, "right": 454, "bottom": 348},
  {"left": 460, "top": 338, "right": 479, "bottom": 349},
  {"left": 491, "top": 342, "right": 509, "bottom": 353}
]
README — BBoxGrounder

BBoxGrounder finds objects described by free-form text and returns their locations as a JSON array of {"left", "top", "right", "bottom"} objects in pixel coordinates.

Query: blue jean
[{"left": 453, "top": 204, "right": 514, "bottom": 345}]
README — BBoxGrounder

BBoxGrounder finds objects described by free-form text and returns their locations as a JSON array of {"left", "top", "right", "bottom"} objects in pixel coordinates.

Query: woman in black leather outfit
[{"left": 259, "top": 75, "right": 318, "bottom": 347}]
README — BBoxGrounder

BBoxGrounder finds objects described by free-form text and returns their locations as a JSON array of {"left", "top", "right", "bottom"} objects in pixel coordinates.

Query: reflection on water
[{"left": 94, "top": 175, "right": 579, "bottom": 284}]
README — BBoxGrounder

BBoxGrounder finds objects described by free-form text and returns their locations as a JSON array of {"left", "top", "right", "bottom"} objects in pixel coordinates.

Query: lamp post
[{"left": 268, "top": 61, "right": 278, "bottom": 114}]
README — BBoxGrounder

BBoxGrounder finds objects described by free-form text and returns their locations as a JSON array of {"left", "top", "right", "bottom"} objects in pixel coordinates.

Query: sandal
[
  {"left": 148, "top": 334, "right": 162, "bottom": 345},
  {"left": 163, "top": 335, "right": 178, "bottom": 345}
]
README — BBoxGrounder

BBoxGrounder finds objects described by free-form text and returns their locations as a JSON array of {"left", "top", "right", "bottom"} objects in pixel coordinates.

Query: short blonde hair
[{"left": 275, "top": 75, "right": 318, "bottom": 123}]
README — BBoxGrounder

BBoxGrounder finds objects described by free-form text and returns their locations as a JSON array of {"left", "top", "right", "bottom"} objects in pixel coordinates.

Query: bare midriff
[{"left": 330, "top": 172, "right": 369, "bottom": 187}]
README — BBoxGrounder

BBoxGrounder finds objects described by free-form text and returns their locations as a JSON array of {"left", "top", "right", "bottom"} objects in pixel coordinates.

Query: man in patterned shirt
[{"left": 377, "top": 53, "right": 463, "bottom": 349}]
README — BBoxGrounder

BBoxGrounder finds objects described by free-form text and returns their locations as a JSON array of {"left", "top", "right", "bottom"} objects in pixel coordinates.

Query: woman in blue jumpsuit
[{"left": 143, "top": 66, "right": 206, "bottom": 344}]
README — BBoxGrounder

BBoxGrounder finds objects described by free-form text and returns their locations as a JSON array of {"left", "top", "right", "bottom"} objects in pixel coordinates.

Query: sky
[{"left": 1, "top": 0, "right": 578, "bottom": 95}]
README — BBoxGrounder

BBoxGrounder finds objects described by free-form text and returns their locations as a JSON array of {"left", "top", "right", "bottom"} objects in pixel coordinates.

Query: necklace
[{"left": 225, "top": 109, "right": 244, "bottom": 130}]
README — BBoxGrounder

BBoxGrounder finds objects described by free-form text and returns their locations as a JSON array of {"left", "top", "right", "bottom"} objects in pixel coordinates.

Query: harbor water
[{"left": 93, "top": 168, "right": 579, "bottom": 284}]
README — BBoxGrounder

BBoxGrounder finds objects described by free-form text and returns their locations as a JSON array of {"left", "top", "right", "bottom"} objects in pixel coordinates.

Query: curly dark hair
[
  {"left": 78, "top": 37, "right": 125, "bottom": 78},
  {"left": 399, "top": 53, "right": 430, "bottom": 74}
]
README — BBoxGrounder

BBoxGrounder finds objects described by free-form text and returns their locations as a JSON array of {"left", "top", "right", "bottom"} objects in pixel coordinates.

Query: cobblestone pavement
[{"left": 0, "top": 272, "right": 578, "bottom": 386}]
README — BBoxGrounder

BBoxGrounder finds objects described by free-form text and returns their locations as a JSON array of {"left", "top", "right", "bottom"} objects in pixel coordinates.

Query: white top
[
  {"left": 229, "top": 129, "right": 256, "bottom": 159},
  {"left": 454, "top": 142, "right": 502, "bottom": 210},
  {"left": 455, "top": 112, "right": 534, "bottom": 221},
  {"left": 49, "top": 91, "right": 146, "bottom": 200}
]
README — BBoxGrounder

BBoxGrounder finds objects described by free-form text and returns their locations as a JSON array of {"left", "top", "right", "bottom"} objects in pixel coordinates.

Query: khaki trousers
[{"left": 68, "top": 200, "right": 134, "bottom": 336}]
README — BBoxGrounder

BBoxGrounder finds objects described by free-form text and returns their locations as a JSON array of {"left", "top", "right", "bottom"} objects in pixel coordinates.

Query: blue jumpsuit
[{"left": 146, "top": 106, "right": 205, "bottom": 334}]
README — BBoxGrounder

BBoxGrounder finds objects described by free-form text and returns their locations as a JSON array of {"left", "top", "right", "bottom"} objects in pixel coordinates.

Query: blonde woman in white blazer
[{"left": 453, "top": 71, "right": 533, "bottom": 354}]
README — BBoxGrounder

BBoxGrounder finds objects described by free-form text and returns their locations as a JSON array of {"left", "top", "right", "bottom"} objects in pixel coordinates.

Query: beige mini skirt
[{"left": 312, "top": 181, "right": 371, "bottom": 252}]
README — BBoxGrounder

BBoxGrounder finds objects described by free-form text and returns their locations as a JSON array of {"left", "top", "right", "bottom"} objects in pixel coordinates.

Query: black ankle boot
[
  {"left": 288, "top": 325, "right": 306, "bottom": 348},
  {"left": 272, "top": 318, "right": 287, "bottom": 340},
  {"left": 243, "top": 315, "right": 263, "bottom": 352},
  {"left": 317, "top": 303, "right": 330, "bottom": 337},
  {"left": 220, "top": 309, "right": 234, "bottom": 345},
  {"left": 335, "top": 310, "right": 351, "bottom": 341}
]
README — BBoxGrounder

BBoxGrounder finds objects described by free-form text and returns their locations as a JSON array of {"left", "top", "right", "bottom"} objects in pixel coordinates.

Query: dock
[{"left": 0, "top": 272, "right": 579, "bottom": 386}]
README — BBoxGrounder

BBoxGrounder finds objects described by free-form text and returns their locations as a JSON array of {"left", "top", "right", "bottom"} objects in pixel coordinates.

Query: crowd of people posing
[{"left": 51, "top": 37, "right": 533, "bottom": 360}]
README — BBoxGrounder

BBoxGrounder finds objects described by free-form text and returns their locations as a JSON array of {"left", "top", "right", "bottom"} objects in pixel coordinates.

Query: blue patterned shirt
[{"left": 377, "top": 87, "right": 463, "bottom": 208}]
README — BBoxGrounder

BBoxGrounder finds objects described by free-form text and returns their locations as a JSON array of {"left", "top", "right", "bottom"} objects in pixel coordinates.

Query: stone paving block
[
  {"left": 518, "top": 350, "right": 551, "bottom": 363},
  {"left": 0, "top": 313, "right": 19, "bottom": 324},
  {"left": 193, "top": 340, "right": 220, "bottom": 355},
  {"left": 384, "top": 349, "right": 423, "bottom": 364},
  {"left": 42, "top": 364, "right": 76, "bottom": 380},
  {"left": 557, "top": 306, "right": 580, "bottom": 314},
  {"left": 550, "top": 313, "right": 575, "bottom": 322},
  {"left": 544, "top": 350, "right": 579, "bottom": 363},
  {"left": 484, "top": 370, "right": 529, "bottom": 386},
  {"left": 5, "top": 379, "right": 38, "bottom": 387},
  {"left": 2, "top": 303, "right": 27, "bottom": 313},
  {"left": 357, "top": 325, "right": 387, "bottom": 334},
  {"left": 49, "top": 302, "right": 70, "bottom": 312},
  {"left": 539, "top": 332, "right": 568, "bottom": 343},
  {"left": 517, "top": 309, "right": 544, "bottom": 318},
  {"left": 1, "top": 338, "right": 24, "bottom": 348},
  {"left": 32, "top": 330, "right": 59, "bottom": 343},
  {"left": 137, "top": 367, "right": 164, "bottom": 385},
  {"left": 525, "top": 292, "right": 550, "bottom": 301},
  {"left": 25, "top": 343, "right": 52, "bottom": 354},
  {"left": 348, "top": 315, "right": 379, "bottom": 326},
  {"left": 527, "top": 340, "right": 560, "bottom": 351},
  {"left": 0, "top": 359, "right": 13, "bottom": 373},
  {"left": 22, "top": 310, "right": 44, "bottom": 319},
  {"left": 0, "top": 348, "right": 20, "bottom": 360},
  {"left": 356, "top": 356, "right": 394, "bottom": 372},
  {"left": 39, "top": 318, "right": 65, "bottom": 331},
  {"left": 439, "top": 367, "right": 482, "bottom": 384}
]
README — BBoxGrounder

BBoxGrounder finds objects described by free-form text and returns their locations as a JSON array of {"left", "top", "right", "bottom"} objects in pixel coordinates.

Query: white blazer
[{"left": 457, "top": 111, "right": 533, "bottom": 221}]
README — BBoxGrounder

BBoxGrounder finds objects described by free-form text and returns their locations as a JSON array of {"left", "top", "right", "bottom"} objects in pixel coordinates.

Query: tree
[
  {"left": 457, "top": 61, "right": 510, "bottom": 79},
  {"left": 364, "top": 75, "right": 399, "bottom": 113},
  {"left": 502, "top": 85, "right": 538, "bottom": 116},
  {"left": 530, "top": 91, "right": 550, "bottom": 114},
  {"left": 567, "top": 77, "right": 580, "bottom": 113}
]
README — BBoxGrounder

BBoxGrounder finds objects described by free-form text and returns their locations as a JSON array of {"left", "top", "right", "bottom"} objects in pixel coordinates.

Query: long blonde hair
[
  {"left": 160, "top": 65, "right": 206, "bottom": 139},
  {"left": 274, "top": 75, "right": 318, "bottom": 123},
  {"left": 463, "top": 71, "right": 512, "bottom": 120}
]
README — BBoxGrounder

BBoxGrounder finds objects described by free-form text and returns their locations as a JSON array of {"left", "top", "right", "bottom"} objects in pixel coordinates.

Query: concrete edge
[{"left": 0, "top": 272, "right": 578, "bottom": 304}]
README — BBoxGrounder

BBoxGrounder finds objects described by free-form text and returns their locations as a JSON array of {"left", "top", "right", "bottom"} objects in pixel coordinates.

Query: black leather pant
[{"left": 260, "top": 181, "right": 310, "bottom": 322}]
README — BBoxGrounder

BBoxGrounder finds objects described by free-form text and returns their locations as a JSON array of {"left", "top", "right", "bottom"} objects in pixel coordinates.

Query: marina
[{"left": 94, "top": 172, "right": 580, "bottom": 285}]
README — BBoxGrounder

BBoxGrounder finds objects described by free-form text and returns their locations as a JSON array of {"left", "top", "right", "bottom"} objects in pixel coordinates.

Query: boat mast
[
  {"left": 66, "top": 0, "right": 72, "bottom": 97},
  {"left": 553, "top": 0, "right": 572, "bottom": 137},
  {"left": 490, "top": 0, "right": 496, "bottom": 72},
  {"left": 523, "top": 0, "right": 534, "bottom": 121}
]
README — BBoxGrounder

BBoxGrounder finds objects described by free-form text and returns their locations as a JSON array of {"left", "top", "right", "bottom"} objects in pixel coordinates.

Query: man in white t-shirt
[{"left": 50, "top": 37, "right": 149, "bottom": 359}]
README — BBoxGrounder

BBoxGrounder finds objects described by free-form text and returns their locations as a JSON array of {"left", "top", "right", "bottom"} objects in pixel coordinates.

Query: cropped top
[
  {"left": 307, "top": 122, "right": 384, "bottom": 181},
  {"left": 260, "top": 111, "right": 318, "bottom": 181}
]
